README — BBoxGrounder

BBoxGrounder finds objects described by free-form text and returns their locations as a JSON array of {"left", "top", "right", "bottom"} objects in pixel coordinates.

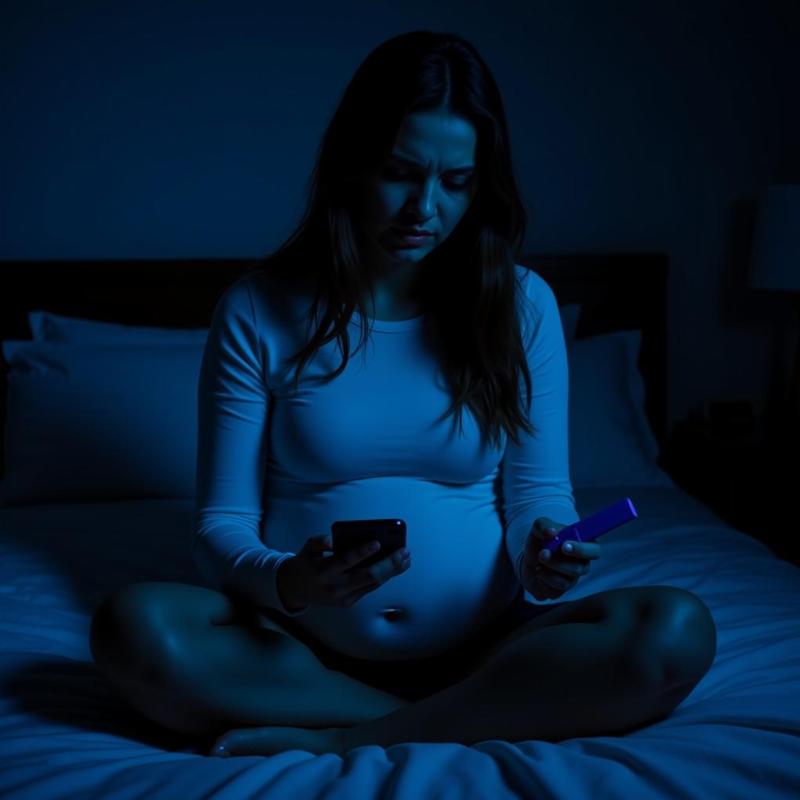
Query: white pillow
[
  {"left": 27, "top": 309, "right": 208, "bottom": 345},
  {"left": 558, "top": 303, "right": 669, "bottom": 485},
  {"left": 28, "top": 304, "right": 575, "bottom": 347},
  {"left": 567, "top": 330, "right": 675, "bottom": 488},
  {"left": 0, "top": 341, "right": 203, "bottom": 506}
]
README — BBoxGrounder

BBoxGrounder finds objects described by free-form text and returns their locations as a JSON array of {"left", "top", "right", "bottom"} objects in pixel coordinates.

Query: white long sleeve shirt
[{"left": 192, "top": 263, "right": 580, "bottom": 660}]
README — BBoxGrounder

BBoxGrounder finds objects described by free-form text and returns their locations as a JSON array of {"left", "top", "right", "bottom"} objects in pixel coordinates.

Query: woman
[{"left": 89, "top": 30, "right": 717, "bottom": 757}]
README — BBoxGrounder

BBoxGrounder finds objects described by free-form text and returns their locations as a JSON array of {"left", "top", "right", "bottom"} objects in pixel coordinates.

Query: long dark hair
[{"left": 253, "top": 30, "right": 537, "bottom": 449}]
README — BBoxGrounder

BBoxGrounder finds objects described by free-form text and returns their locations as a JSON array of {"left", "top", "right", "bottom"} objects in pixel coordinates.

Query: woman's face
[{"left": 355, "top": 110, "right": 479, "bottom": 299}]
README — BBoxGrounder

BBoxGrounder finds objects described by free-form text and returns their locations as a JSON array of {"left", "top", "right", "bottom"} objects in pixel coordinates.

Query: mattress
[{"left": 1, "top": 484, "right": 798, "bottom": 799}]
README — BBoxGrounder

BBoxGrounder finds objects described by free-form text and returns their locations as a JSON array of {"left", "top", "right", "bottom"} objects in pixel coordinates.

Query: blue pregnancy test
[{"left": 541, "top": 497, "right": 638, "bottom": 554}]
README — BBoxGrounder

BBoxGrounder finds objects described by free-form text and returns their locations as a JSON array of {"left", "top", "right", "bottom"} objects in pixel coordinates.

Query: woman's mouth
[{"left": 391, "top": 228, "right": 434, "bottom": 247}]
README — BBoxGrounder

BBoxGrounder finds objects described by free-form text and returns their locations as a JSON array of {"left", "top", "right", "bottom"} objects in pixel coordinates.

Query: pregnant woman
[{"left": 88, "top": 30, "right": 716, "bottom": 757}]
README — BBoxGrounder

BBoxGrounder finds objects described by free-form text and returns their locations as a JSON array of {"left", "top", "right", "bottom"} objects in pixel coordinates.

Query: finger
[
  {"left": 339, "top": 552, "right": 409, "bottom": 602},
  {"left": 524, "top": 533, "right": 543, "bottom": 569},
  {"left": 365, "top": 548, "right": 411, "bottom": 585},
  {"left": 526, "top": 527, "right": 557, "bottom": 561},
  {"left": 308, "top": 534, "right": 333, "bottom": 552},
  {"left": 344, "top": 568, "right": 380, "bottom": 592},
  {"left": 525, "top": 534, "right": 558, "bottom": 573},
  {"left": 538, "top": 563, "right": 579, "bottom": 588},
  {"left": 559, "top": 541, "right": 602, "bottom": 560},
  {"left": 538, "top": 553, "right": 587, "bottom": 578},
  {"left": 340, "top": 581, "right": 377, "bottom": 606},
  {"left": 533, "top": 565, "right": 572, "bottom": 596},
  {"left": 330, "top": 540, "right": 382, "bottom": 574},
  {"left": 325, "top": 559, "right": 380, "bottom": 598},
  {"left": 537, "top": 587, "right": 562, "bottom": 601},
  {"left": 532, "top": 518, "right": 561, "bottom": 541}
]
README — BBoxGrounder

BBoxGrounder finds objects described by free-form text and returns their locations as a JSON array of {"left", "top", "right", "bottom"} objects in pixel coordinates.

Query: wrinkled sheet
[{"left": 1, "top": 484, "right": 799, "bottom": 799}]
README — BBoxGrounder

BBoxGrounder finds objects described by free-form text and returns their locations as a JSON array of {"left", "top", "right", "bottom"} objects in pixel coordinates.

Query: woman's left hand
[{"left": 520, "top": 517, "right": 602, "bottom": 601}]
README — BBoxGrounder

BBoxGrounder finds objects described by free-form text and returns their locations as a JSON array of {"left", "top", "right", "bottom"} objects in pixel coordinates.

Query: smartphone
[
  {"left": 541, "top": 497, "right": 638, "bottom": 554},
  {"left": 331, "top": 518, "right": 407, "bottom": 571}
]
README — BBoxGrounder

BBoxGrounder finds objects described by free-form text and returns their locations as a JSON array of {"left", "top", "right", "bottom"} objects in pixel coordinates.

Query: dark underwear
[{"left": 259, "top": 588, "right": 568, "bottom": 703}]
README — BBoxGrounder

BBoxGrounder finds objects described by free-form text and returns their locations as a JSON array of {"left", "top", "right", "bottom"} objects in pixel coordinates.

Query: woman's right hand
[{"left": 277, "top": 533, "right": 412, "bottom": 609}]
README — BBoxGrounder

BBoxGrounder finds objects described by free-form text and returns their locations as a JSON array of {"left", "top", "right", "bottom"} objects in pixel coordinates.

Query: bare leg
[
  {"left": 342, "top": 615, "right": 692, "bottom": 749},
  {"left": 92, "top": 610, "right": 410, "bottom": 737}
]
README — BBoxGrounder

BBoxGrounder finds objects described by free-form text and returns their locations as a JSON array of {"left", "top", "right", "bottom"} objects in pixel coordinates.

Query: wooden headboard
[{"left": 0, "top": 253, "right": 668, "bottom": 479}]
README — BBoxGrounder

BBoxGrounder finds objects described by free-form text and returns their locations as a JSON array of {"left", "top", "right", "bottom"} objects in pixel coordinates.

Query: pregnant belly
[
  {"left": 300, "top": 556, "right": 517, "bottom": 661},
  {"left": 287, "top": 519, "right": 519, "bottom": 661}
]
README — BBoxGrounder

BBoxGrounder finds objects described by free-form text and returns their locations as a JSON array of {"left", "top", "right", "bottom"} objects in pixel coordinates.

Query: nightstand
[{"left": 661, "top": 415, "right": 799, "bottom": 567}]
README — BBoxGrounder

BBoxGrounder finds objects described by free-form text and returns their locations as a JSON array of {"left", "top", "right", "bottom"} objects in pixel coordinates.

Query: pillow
[
  {"left": 0, "top": 341, "right": 203, "bottom": 506},
  {"left": 567, "top": 330, "right": 675, "bottom": 488},
  {"left": 30, "top": 303, "right": 573, "bottom": 347},
  {"left": 27, "top": 309, "right": 208, "bottom": 345}
]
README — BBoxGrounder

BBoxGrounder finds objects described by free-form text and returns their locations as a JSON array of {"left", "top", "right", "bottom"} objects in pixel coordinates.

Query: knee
[
  {"left": 630, "top": 588, "right": 717, "bottom": 691},
  {"left": 89, "top": 584, "right": 180, "bottom": 684}
]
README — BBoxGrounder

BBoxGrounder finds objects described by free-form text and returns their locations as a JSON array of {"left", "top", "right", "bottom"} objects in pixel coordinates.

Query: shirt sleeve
[
  {"left": 502, "top": 269, "right": 581, "bottom": 592},
  {"left": 191, "top": 275, "right": 309, "bottom": 616}
]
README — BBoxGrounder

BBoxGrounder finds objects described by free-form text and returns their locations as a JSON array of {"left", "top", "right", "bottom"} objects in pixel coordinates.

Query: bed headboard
[{"left": 0, "top": 253, "right": 668, "bottom": 479}]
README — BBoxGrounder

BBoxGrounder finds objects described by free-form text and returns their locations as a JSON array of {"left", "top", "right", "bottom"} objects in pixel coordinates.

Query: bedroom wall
[{"left": 2, "top": 0, "right": 798, "bottom": 438}]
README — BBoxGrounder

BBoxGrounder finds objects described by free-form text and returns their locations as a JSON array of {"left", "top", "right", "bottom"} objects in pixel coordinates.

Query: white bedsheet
[{"left": 1, "top": 485, "right": 798, "bottom": 799}]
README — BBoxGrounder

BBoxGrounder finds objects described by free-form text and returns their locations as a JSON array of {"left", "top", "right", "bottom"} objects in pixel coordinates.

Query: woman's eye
[{"left": 383, "top": 168, "right": 469, "bottom": 190}]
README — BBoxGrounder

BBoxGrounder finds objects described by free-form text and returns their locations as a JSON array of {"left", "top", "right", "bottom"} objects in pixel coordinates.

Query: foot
[{"left": 208, "top": 725, "right": 349, "bottom": 757}]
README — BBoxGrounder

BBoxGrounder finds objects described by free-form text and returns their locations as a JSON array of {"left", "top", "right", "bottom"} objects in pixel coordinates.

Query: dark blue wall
[{"left": 2, "top": 0, "right": 798, "bottom": 431}]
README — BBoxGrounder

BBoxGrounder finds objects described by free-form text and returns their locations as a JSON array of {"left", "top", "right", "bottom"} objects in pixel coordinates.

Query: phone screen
[{"left": 331, "top": 518, "right": 407, "bottom": 571}]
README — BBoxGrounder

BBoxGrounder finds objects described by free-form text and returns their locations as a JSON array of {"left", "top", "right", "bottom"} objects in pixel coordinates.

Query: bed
[{"left": 1, "top": 253, "right": 798, "bottom": 799}]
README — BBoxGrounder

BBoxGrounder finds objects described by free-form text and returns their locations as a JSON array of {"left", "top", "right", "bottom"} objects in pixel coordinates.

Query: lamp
[{"left": 749, "top": 184, "right": 800, "bottom": 442}]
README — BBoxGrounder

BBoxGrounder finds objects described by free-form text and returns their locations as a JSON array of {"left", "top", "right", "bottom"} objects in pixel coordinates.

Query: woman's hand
[
  {"left": 278, "top": 533, "right": 411, "bottom": 610},
  {"left": 520, "top": 517, "right": 602, "bottom": 601}
]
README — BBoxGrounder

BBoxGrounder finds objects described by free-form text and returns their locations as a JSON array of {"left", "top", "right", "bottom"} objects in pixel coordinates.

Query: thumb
[
  {"left": 308, "top": 534, "right": 332, "bottom": 550},
  {"left": 525, "top": 524, "right": 552, "bottom": 561},
  {"left": 531, "top": 517, "right": 560, "bottom": 543}
]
